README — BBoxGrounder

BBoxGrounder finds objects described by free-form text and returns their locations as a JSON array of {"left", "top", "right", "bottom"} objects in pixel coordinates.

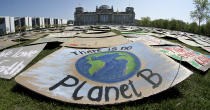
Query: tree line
[
  {"left": 137, "top": 17, "right": 210, "bottom": 37},
  {"left": 137, "top": 0, "right": 209, "bottom": 37}
]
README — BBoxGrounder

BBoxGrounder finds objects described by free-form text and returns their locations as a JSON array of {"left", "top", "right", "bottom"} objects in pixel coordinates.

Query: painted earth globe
[{"left": 76, "top": 51, "right": 141, "bottom": 83}]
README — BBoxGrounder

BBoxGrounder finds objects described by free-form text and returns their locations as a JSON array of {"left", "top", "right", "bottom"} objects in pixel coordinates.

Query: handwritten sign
[
  {"left": 15, "top": 42, "right": 192, "bottom": 105},
  {"left": 158, "top": 46, "right": 210, "bottom": 71},
  {"left": 0, "top": 43, "right": 46, "bottom": 79}
]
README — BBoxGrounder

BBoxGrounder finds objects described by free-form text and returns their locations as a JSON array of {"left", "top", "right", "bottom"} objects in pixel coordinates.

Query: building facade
[
  {"left": 61, "top": 19, "right": 68, "bottom": 25},
  {"left": 0, "top": 16, "right": 15, "bottom": 34},
  {"left": 15, "top": 17, "right": 33, "bottom": 30},
  {"left": 32, "top": 17, "right": 45, "bottom": 28},
  {"left": 44, "top": 18, "right": 54, "bottom": 27},
  {"left": 74, "top": 5, "right": 135, "bottom": 25}
]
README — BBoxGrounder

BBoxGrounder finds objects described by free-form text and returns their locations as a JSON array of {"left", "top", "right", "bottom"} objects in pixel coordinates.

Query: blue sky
[{"left": 0, "top": 0, "right": 198, "bottom": 23}]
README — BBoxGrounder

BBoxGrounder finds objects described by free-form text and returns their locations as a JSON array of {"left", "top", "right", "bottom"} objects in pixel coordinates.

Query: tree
[
  {"left": 45, "top": 24, "right": 49, "bottom": 28},
  {"left": 21, "top": 25, "right": 27, "bottom": 32},
  {"left": 188, "top": 22, "right": 199, "bottom": 34},
  {"left": 206, "top": 20, "right": 210, "bottom": 36},
  {"left": 190, "top": 0, "right": 210, "bottom": 34},
  {"left": 15, "top": 26, "right": 21, "bottom": 33},
  {"left": 35, "top": 25, "right": 40, "bottom": 30},
  {"left": 137, "top": 17, "right": 151, "bottom": 27},
  {"left": 168, "top": 19, "right": 177, "bottom": 30}
]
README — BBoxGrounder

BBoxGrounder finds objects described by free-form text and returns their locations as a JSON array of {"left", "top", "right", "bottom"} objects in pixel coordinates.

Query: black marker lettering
[
  {"left": 105, "top": 86, "right": 119, "bottom": 102},
  {"left": 128, "top": 80, "right": 141, "bottom": 97},
  {"left": 137, "top": 69, "right": 162, "bottom": 89},
  {"left": 88, "top": 86, "right": 103, "bottom": 102},
  {"left": 79, "top": 51, "right": 86, "bottom": 55},
  {"left": 72, "top": 81, "right": 87, "bottom": 100},
  {"left": 120, "top": 84, "right": 132, "bottom": 99},
  {"left": 70, "top": 51, "right": 78, "bottom": 55},
  {"left": 49, "top": 75, "right": 79, "bottom": 91}
]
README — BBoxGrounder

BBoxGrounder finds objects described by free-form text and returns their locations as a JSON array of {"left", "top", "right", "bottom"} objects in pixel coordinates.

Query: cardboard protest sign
[
  {"left": 86, "top": 30, "right": 107, "bottom": 34},
  {"left": 146, "top": 33, "right": 166, "bottom": 38},
  {"left": 164, "top": 34, "right": 178, "bottom": 39},
  {"left": 126, "top": 35, "right": 178, "bottom": 46},
  {"left": 120, "top": 31, "right": 147, "bottom": 34},
  {"left": 31, "top": 38, "right": 71, "bottom": 44},
  {"left": 23, "top": 33, "right": 48, "bottom": 40},
  {"left": 191, "top": 38, "right": 210, "bottom": 47},
  {"left": 0, "top": 43, "right": 46, "bottom": 79},
  {"left": 45, "top": 32, "right": 77, "bottom": 38},
  {"left": 75, "top": 32, "right": 116, "bottom": 38},
  {"left": 157, "top": 46, "right": 210, "bottom": 71},
  {"left": 15, "top": 42, "right": 192, "bottom": 105},
  {"left": 177, "top": 37, "right": 201, "bottom": 47},
  {"left": 0, "top": 40, "right": 19, "bottom": 50},
  {"left": 92, "top": 29, "right": 111, "bottom": 31},
  {"left": 201, "top": 46, "right": 210, "bottom": 53},
  {"left": 62, "top": 35, "right": 130, "bottom": 49}
]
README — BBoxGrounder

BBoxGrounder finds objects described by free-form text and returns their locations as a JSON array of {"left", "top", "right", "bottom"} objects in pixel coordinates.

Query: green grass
[
  {"left": 112, "top": 30, "right": 121, "bottom": 35},
  {"left": 0, "top": 32, "right": 210, "bottom": 110}
]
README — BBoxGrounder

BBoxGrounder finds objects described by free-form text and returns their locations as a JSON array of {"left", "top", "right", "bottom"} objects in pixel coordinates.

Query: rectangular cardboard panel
[
  {"left": 0, "top": 43, "right": 46, "bottom": 79},
  {"left": 156, "top": 46, "right": 210, "bottom": 71}
]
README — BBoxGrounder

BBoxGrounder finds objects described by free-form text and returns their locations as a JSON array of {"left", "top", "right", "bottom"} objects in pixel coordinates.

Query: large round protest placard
[
  {"left": 75, "top": 32, "right": 116, "bottom": 38},
  {"left": 45, "top": 32, "right": 78, "bottom": 38},
  {"left": 86, "top": 30, "right": 107, "bottom": 34},
  {"left": 62, "top": 35, "right": 131, "bottom": 49},
  {"left": 15, "top": 42, "right": 193, "bottom": 105}
]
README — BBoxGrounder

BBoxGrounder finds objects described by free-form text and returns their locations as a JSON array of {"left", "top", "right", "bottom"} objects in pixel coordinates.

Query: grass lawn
[{"left": 0, "top": 33, "right": 209, "bottom": 110}]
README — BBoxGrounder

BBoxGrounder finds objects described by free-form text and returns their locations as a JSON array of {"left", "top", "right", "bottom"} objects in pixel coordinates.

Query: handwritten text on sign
[
  {"left": 0, "top": 44, "right": 46, "bottom": 79},
  {"left": 15, "top": 42, "right": 193, "bottom": 104},
  {"left": 49, "top": 69, "right": 162, "bottom": 102}
]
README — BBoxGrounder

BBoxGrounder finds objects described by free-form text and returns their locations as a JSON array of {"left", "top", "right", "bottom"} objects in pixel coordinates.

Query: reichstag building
[{"left": 74, "top": 5, "right": 135, "bottom": 25}]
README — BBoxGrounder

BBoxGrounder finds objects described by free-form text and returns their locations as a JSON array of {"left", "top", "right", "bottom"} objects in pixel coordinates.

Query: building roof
[{"left": 99, "top": 5, "right": 110, "bottom": 9}]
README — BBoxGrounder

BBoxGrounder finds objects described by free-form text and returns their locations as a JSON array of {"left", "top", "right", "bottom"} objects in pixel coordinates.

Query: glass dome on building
[{"left": 99, "top": 5, "right": 110, "bottom": 9}]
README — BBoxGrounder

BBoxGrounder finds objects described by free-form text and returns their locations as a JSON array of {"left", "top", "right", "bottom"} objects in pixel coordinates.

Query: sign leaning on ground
[
  {"left": 15, "top": 42, "right": 193, "bottom": 105},
  {"left": 0, "top": 43, "right": 46, "bottom": 79},
  {"left": 75, "top": 32, "right": 116, "bottom": 38},
  {"left": 0, "top": 40, "right": 19, "bottom": 50},
  {"left": 157, "top": 46, "right": 210, "bottom": 71},
  {"left": 31, "top": 38, "right": 71, "bottom": 44},
  {"left": 45, "top": 32, "right": 78, "bottom": 38},
  {"left": 201, "top": 46, "right": 210, "bottom": 53},
  {"left": 177, "top": 37, "right": 201, "bottom": 47}
]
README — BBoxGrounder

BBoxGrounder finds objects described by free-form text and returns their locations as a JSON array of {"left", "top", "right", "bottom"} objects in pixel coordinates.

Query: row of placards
[
  {"left": 0, "top": 29, "right": 208, "bottom": 105},
  {"left": 0, "top": 41, "right": 194, "bottom": 105},
  {"left": 124, "top": 34, "right": 210, "bottom": 71}
]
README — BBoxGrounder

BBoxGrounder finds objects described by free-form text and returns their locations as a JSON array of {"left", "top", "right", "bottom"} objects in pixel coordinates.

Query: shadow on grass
[{"left": 12, "top": 83, "right": 182, "bottom": 109}]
